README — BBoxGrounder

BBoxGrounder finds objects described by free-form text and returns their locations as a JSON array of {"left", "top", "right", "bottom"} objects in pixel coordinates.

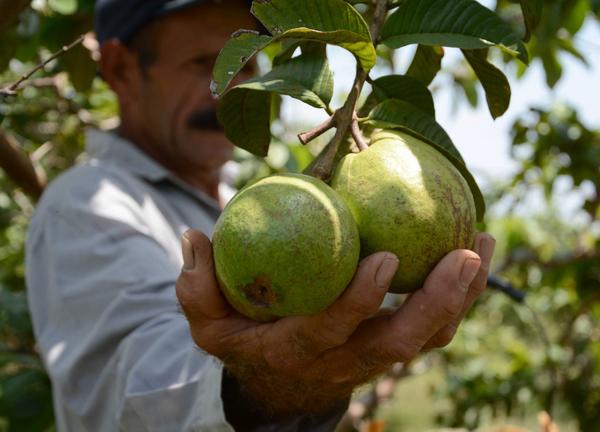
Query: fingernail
[
  {"left": 182, "top": 233, "right": 195, "bottom": 271},
  {"left": 375, "top": 254, "right": 399, "bottom": 290},
  {"left": 476, "top": 235, "right": 496, "bottom": 271},
  {"left": 460, "top": 258, "right": 481, "bottom": 291}
]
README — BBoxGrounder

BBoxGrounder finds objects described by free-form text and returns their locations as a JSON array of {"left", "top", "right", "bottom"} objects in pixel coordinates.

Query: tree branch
[
  {"left": 0, "top": 35, "right": 84, "bottom": 97},
  {"left": 0, "top": 129, "right": 46, "bottom": 199},
  {"left": 304, "top": 0, "right": 389, "bottom": 181}
]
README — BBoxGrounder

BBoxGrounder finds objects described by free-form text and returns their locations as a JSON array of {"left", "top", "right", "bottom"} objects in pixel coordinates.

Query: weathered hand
[{"left": 176, "top": 230, "right": 495, "bottom": 416}]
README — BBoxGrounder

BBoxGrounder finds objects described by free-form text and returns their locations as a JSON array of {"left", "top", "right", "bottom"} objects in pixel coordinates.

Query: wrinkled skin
[{"left": 177, "top": 230, "right": 495, "bottom": 416}]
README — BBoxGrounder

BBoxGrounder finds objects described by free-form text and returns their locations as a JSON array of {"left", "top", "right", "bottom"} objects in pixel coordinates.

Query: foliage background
[{"left": 0, "top": 0, "right": 599, "bottom": 431}]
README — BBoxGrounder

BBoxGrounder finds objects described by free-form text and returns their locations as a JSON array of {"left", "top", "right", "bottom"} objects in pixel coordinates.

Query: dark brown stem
[
  {"left": 0, "top": 35, "right": 84, "bottom": 97},
  {"left": 298, "top": 114, "right": 336, "bottom": 145},
  {"left": 0, "top": 129, "right": 46, "bottom": 199},
  {"left": 351, "top": 117, "right": 368, "bottom": 151},
  {"left": 305, "top": 0, "right": 388, "bottom": 181},
  {"left": 368, "top": 0, "right": 389, "bottom": 44}
]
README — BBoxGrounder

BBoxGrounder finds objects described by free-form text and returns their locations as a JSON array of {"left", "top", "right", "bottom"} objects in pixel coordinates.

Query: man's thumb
[{"left": 176, "top": 229, "right": 230, "bottom": 320}]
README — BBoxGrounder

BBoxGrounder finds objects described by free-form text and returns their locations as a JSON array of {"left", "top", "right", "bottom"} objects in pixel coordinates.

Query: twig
[
  {"left": 0, "top": 35, "right": 84, "bottom": 97},
  {"left": 298, "top": 114, "right": 336, "bottom": 145},
  {"left": 304, "top": 0, "right": 389, "bottom": 180}
]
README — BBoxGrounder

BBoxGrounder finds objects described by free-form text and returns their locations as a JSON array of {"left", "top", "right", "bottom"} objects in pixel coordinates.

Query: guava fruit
[
  {"left": 212, "top": 173, "right": 360, "bottom": 322},
  {"left": 331, "top": 130, "right": 476, "bottom": 293}
]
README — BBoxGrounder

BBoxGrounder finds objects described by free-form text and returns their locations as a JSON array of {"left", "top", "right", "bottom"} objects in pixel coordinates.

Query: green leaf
[
  {"left": 0, "top": 369, "right": 54, "bottom": 431},
  {"left": 48, "top": 0, "right": 78, "bottom": 15},
  {"left": 519, "top": 0, "right": 543, "bottom": 42},
  {"left": 252, "top": 0, "right": 376, "bottom": 71},
  {"left": 243, "top": 49, "right": 333, "bottom": 109},
  {"left": 557, "top": 38, "right": 588, "bottom": 65},
  {"left": 564, "top": 0, "right": 588, "bottom": 35},
  {"left": 275, "top": 28, "right": 376, "bottom": 71},
  {"left": 266, "top": 45, "right": 334, "bottom": 107},
  {"left": 541, "top": 48, "right": 563, "bottom": 88},
  {"left": 218, "top": 49, "right": 334, "bottom": 156},
  {"left": 218, "top": 88, "right": 272, "bottom": 157},
  {"left": 367, "top": 99, "right": 462, "bottom": 163},
  {"left": 381, "top": 0, "right": 529, "bottom": 63},
  {"left": 272, "top": 40, "right": 302, "bottom": 66},
  {"left": 63, "top": 43, "right": 97, "bottom": 93},
  {"left": 454, "top": 76, "right": 479, "bottom": 108},
  {"left": 462, "top": 49, "right": 511, "bottom": 119},
  {"left": 406, "top": 45, "right": 445, "bottom": 86},
  {"left": 370, "top": 75, "right": 435, "bottom": 117},
  {"left": 366, "top": 99, "right": 485, "bottom": 221},
  {"left": 272, "top": 40, "right": 329, "bottom": 67},
  {"left": 211, "top": 31, "right": 273, "bottom": 96}
]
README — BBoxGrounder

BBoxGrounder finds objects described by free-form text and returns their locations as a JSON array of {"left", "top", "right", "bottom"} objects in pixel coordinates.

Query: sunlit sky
[{"left": 280, "top": 17, "right": 599, "bottom": 188}]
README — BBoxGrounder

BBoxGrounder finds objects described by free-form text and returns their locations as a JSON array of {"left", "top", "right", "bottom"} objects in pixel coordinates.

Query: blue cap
[{"left": 95, "top": 0, "right": 252, "bottom": 45}]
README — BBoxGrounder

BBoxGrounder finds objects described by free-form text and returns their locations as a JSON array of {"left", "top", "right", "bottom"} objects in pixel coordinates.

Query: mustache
[{"left": 187, "top": 107, "right": 222, "bottom": 131}]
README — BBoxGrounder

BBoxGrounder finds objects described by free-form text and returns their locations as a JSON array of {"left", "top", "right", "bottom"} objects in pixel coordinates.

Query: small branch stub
[{"left": 298, "top": 115, "right": 336, "bottom": 145}]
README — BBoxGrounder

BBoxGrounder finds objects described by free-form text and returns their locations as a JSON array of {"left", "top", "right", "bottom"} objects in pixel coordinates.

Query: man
[{"left": 25, "top": 0, "right": 496, "bottom": 430}]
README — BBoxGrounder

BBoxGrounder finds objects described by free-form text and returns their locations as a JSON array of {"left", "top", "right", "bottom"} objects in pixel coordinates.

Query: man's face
[{"left": 131, "top": 1, "right": 256, "bottom": 175}]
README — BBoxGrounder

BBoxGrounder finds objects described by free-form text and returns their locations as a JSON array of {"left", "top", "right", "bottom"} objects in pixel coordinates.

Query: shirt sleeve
[{"left": 25, "top": 174, "right": 348, "bottom": 432}]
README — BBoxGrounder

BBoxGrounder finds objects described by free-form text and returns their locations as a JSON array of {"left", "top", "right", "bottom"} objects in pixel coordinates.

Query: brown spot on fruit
[{"left": 242, "top": 275, "right": 278, "bottom": 308}]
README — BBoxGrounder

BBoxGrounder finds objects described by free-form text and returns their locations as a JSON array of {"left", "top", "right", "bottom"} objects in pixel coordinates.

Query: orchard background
[{"left": 0, "top": 0, "right": 599, "bottom": 431}]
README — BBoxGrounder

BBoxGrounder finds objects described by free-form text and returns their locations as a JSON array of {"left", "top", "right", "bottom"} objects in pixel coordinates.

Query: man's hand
[{"left": 176, "top": 230, "right": 495, "bottom": 416}]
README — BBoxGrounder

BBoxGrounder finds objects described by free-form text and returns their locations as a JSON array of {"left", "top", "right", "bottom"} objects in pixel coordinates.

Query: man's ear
[{"left": 99, "top": 40, "right": 143, "bottom": 107}]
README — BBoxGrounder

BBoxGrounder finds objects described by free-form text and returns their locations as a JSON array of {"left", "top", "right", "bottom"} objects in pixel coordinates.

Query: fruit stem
[
  {"left": 351, "top": 117, "right": 368, "bottom": 151},
  {"left": 304, "top": 0, "right": 389, "bottom": 181}
]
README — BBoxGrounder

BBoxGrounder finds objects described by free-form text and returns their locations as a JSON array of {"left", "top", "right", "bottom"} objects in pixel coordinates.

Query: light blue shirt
[
  {"left": 25, "top": 129, "right": 346, "bottom": 431},
  {"left": 26, "top": 129, "right": 230, "bottom": 431}
]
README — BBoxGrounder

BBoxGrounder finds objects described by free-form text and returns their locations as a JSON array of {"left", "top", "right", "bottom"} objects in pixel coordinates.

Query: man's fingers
[
  {"left": 364, "top": 249, "right": 481, "bottom": 363},
  {"left": 175, "top": 229, "right": 230, "bottom": 321},
  {"left": 293, "top": 252, "right": 399, "bottom": 354},
  {"left": 424, "top": 233, "right": 496, "bottom": 349}
]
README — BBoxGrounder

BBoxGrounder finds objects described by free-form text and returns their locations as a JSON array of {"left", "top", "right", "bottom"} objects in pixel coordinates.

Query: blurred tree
[{"left": 434, "top": 107, "right": 600, "bottom": 431}]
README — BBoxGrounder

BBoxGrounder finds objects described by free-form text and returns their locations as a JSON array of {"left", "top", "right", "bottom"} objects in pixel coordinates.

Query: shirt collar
[
  {"left": 85, "top": 128, "right": 222, "bottom": 212},
  {"left": 85, "top": 128, "right": 170, "bottom": 183}
]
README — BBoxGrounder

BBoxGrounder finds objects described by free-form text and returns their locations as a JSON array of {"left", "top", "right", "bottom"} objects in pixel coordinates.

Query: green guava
[
  {"left": 212, "top": 173, "right": 360, "bottom": 321},
  {"left": 331, "top": 130, "right": 476, "bottom": 293}
]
